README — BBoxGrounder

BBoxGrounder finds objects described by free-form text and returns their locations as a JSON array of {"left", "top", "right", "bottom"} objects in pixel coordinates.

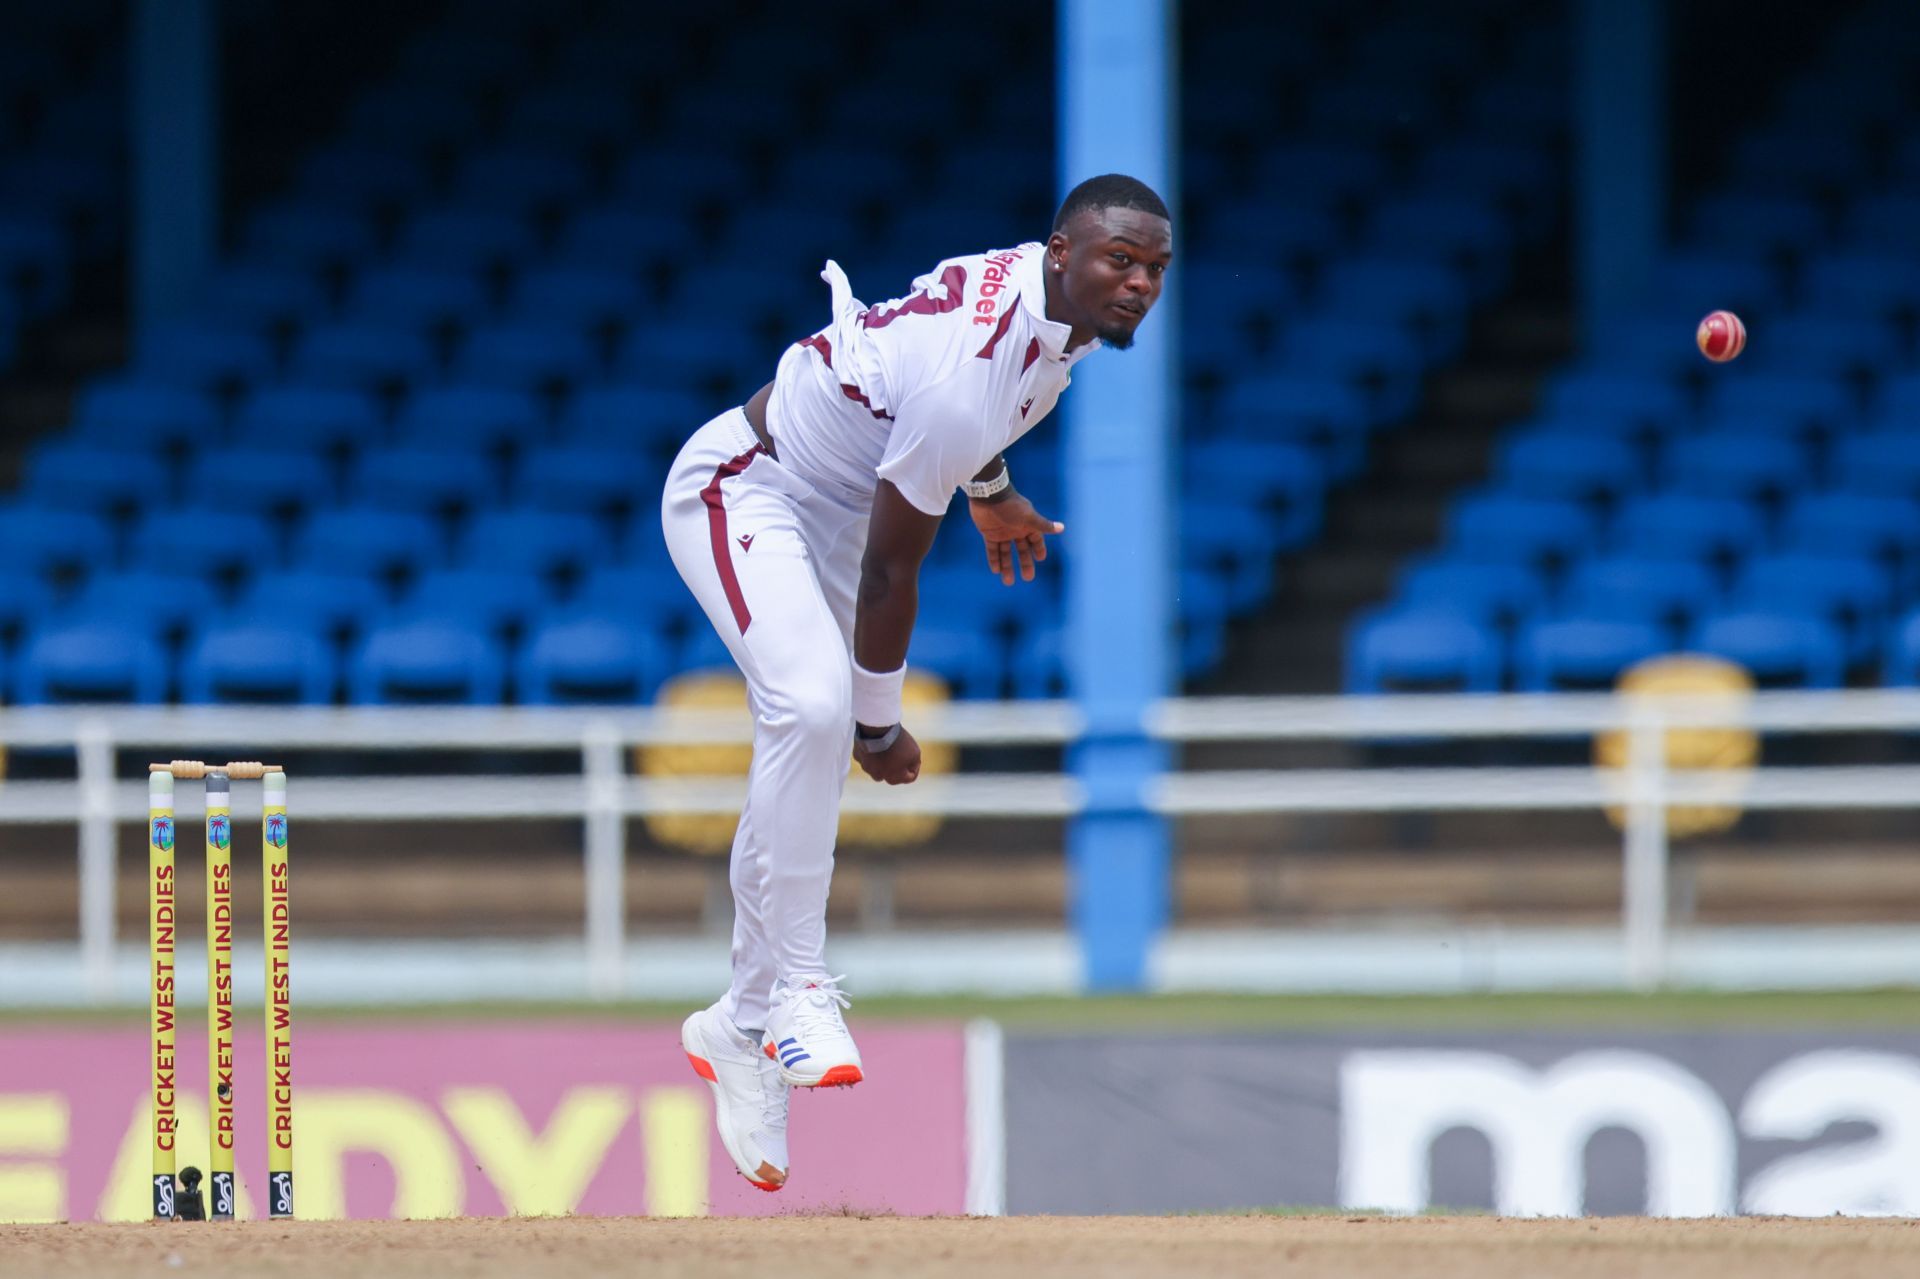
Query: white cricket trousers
[{"left": 661, "top": 407, "right": 869, "bottom": 1032}]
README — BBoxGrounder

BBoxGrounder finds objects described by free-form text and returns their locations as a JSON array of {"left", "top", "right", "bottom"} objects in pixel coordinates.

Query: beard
[{"left": 1094, "top": 323, "right": 1137, "bottom": 350}]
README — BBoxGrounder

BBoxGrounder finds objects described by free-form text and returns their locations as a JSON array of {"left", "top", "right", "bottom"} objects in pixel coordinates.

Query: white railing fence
[{"left": 4, "top": 690, "right": 1919, "bottom": 1001}]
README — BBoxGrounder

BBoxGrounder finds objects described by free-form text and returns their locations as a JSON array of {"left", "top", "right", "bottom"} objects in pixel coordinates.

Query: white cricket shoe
[
  {"left": 763, "top": 974, "right": 864, "bottom": 1088},
  {"left": 681, "top": 1004, "right": 789, "bottom": 1192}
]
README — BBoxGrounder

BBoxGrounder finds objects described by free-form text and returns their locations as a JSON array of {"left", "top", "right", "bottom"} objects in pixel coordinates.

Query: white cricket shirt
[{"left": 766, "top": 243, "right": 1100, "bottom": 515}]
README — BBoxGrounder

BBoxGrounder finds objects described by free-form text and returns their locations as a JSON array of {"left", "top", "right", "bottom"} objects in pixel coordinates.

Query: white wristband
[
  {"left": 851, "top": 660, "right": 905, "bottom": 728},
  {"left": 962, "top": 463, "right": 1011, "bottom": 501}
]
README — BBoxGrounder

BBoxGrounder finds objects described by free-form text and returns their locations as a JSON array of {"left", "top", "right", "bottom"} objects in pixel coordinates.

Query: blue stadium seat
[
  {"left": 1561, "top": 555, "right": 1721, "bottom": 634},
  {"left": 394, "top": 386, "right": 544, "bottom": 454},
  {"left": 1180, "top": 498, "right": 1280, "bottom": 612},
  {"left": 180, "top": 623, "right": 337, "bottom": 704},
  {"left": 453, "top": 323, "right": 599, "bottom": 392},
  {"left": 1252, "top": 142, "right": 1390, "bottom": 203},
  {"left": 1516, "top": 617, "right": 1669, "bottom": 691},
  {"left": 1496, "top": 430, "right": 1642, "bottom": 503},
  {"left": 1278, "top": 320, "right": 1425, "bottom": 420},
  {"left": 1200, "top": 201, "right": 1343, "bottom": 268},
  {"left": 1735, "top": 552, "right": 1890, "bottom": 663},
  {"left": 1845, "top": 193, "right": 1920, "bottom": 254},
  {"left": 1364, "top": 196, "right": 1510, "bottom": 296},
  {"left": 14, "top": 622, "right": 169, "bottom": 703},
  {"left": 1611, "top": 493, "right": 1764, "bottom": 564},
  {"left": 569, "top": 564, "right": 698, "bottom": 634},
  {"left": 1581, "top": 313, "right": 1706, "bottom": 378},
  {"left": 1186, "top": 438, "right": 1326, "bottom": 550},
  {"left": 1662, "top": 431, "right": 1810, "bottom": 503},
  {"left": 136, "top": 323, "right": 277, "bottom": 391},
  {"left": 917, "top": 562, "right": 1052, "bottom": 634},
  {"left": 555, "top": 204, "right": 697, "bottom": 273},
  {"left": 1833, "top": 434, "right": 1920, "bottom": 499},
  {"left": 49, "top": 384, "right": 203, "bottom": 462},
  {"left": 512, "top": 267, "right": 645, "bottom": 328},
  {"left": 295, "top": 141, "right": 433, "bottom": 211},
  {"left": 24, "top": 440, "right": 155, "bottom": 513},
  {"left": 1538, "top": 371, "right": 1688, "bottom": 438},
  {"left": 0, "top": 504, "right": 112, "bottom": 577},
  {"left": 182, "top": 447, "right": 333, "bottom": 519},
  {"left": 517, "top": 445, "right": 652, "bottom": 516},
  {"left": 1871, "top": 371, "right": 1920, "bottom": 421},
  {"left": 1782, "top": 492, "right": 1920, "bottom": 588},
  {"left": 1704, "top": 373, "right": 1855, "bottom": 440},
  {"left": 238, "top": 569, "right": 384, "bottom": 641},
  {"left": 401, "top": 567, "right": 549, "bottom": 635},
  {"left": 675, "top": 625, "right": 736, "bottom": 674},
  {"left": 246, "top": 200, "right": 379, "bottom": 271},
  {"left": 611, "top": 144, "right": 753, "bottom": 209},
  {"left": 1307, "top": 79, "right": 1439, "bottom": 144},
  {"left": 1748, "top": 313, "right": 1899, "bottom": 377},
  {"left": 351, "top": 445, "right": 497, "bottom": 515},
  {"left": 0, "top": 215, "right": 70, "bottom": 313},
  {"left": 1688, "top": 192, "right": 1827, "bottom": 258},
  {"left": 505, "top": 81, "right": 638, "bottom": 150},
  {"left": 343, "top": 82, "right": 482, "bottom": 154},
  {"left": 291, "top": 321, "right": 437, "bottom": 391},
  {"left": 195, "top": 262, "right": 331, "bottom": 331},
  {"left": 1346, "top": 607, "right": 1503, "bottom": 694},
  {"left": 0, "top": 569, "right": 53, "bottom": 640},
  {"left": 460, "top": 508, "right": 605, "bottom": 577},
  {"left": 559, "top": 386, "right": 706, "bottom": 448},
  {"left": 1802, "top": 251, "right": 1920, "bottom": 320},
  {"left": 908, "top": 622, "right": 1006, "bottom": 699},
  {"left": 1415, "top": 139, "right": 1558, "bottom": 235},
  {"left": 295, "top": 506, "right": 443, "bottom": 578},
  {"left": 62, "top": 570, "right": 216, "bottom": 641},
  {"left": 395, "top": 206, "right": 540, "bottom": 272},
  {"left": 1886, "top": 609, "right": 1920, "bottom": 686},
  {"left": 776, "top": 141, "right": 915, "bottom": 207},
  {"left": 1212, "top": 373, "right": 1373, "bottom": 476},
  {"left": 231, "top": 386, "right": 383, "bottom": 454},
  {"left": 453, "top": 145, "right": 593, "bottom": 216},
  {"left": 1448, "top": 493, "right": 1597, "bottom": 571},
  {"left": 1318, "top": 257, "right": 1471, "bottom": 358},
  {"left": 127, "top": 509, "right": 275, "bottom": 578},
  {"left": 346, "top": 265, "right": 491, "bottom": 330},
  {"left": 1183, "top": 262, "right": 1302, "bottom": 331},
  {"left": 1396, "top": 558, "right": 1547, "bottom": 628},
  {"left": 517, "top": 615, "right": 665, "bottom": 704},
  {"left": 350, "top": 618, "right": 507, "bottom": 704},
  {"left": 614, "top": 321, "right": 768, "bottom": 392},
  {"left": 1731, "top": 125, "right": 1870, "bottom": 193},
  {"left": 1691, "top": 610, "right": 1846, "bottom": 688},
  {"left": 1644, "top": 252, "right": 1786, "bottom": 320}
]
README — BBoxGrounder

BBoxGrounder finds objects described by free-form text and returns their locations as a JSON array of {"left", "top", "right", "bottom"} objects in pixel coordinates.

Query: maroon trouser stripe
[{"left": 700, "top": 444, "right": 765, "bottom": 633}]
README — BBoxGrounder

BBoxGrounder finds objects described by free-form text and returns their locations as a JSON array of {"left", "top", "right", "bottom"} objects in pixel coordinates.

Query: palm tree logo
[
  {"left": 208, "top": 815, "right": 230, "bottom": 850},
  {"left": 265, "top": 813, "right": 287, "bottom": 848},
  {"left": 151, "top": 817, "right": 173, "bottom": 852}
]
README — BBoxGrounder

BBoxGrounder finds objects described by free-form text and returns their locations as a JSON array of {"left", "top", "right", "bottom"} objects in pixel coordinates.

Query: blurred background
[{"left": 4, "top": 0, "right": 1920, "bottom": 1223}]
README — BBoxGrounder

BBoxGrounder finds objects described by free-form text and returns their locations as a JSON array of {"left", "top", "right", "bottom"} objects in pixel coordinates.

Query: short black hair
[{"left": 1051, "top": 173, "right": 1171, "bottom": 233}]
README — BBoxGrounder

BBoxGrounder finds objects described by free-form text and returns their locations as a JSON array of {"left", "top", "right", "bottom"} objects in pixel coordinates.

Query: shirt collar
[{"left": 1012, "top": 245, "right": 1096, "bottom": 365}]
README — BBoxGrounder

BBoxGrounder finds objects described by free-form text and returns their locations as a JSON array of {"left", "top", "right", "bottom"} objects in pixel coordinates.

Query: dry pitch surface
[{"left": 6, "top": 1216, "right": 1920, "bottom": 1279}]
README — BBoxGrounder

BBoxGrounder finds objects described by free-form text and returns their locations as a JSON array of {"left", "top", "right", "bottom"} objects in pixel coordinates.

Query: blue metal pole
[
  {"left": 1058, "top": 0, "right": 1177, "bottom": 991},
  {"left": 1577, "top": 0, "right": 1666, "bottom": 343},
  {"left": 132, "top": 0, "right": 219, "bottom": 335}
]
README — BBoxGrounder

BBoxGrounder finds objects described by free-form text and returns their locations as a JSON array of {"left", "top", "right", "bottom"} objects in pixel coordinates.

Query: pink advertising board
[{"left": 0, "top": 1022, "right": 967, "bottom": 1222}]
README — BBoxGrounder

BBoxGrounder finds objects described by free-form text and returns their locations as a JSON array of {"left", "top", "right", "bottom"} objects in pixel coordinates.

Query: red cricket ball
[{"left": 1697, "top": 310, "right": 1747, "bottom": 363}]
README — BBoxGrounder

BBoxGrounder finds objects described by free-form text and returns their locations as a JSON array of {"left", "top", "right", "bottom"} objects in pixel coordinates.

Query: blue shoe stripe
[
  {"left": 776, "top": 1038, "right": 797, "bottom": 1049},
  {"left": 782, "top": 1050, "right": 812, "bottom": 1065}
]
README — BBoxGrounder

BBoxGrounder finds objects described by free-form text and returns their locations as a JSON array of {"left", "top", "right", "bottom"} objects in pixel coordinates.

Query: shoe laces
[{"left": 781, "top": 973, "right": 852, "bottom": 1039}]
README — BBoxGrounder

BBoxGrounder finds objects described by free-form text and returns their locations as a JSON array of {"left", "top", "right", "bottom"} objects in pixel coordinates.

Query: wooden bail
[{"left": 148, "top": 761, "right": 283, "bottom": 779}]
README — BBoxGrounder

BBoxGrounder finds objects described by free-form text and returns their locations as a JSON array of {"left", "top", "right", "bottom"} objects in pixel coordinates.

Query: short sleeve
[{"left": 874, "top": 378, "right": 994, "bottom": 516}]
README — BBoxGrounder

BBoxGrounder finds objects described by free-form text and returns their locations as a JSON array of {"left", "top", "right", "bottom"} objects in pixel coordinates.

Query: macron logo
[
  {"left": 1021, "top": 397, "right": 1036, "bottom": 419},
  {"left": 737, "top": 534, "right": 755, "bottom": 553}
]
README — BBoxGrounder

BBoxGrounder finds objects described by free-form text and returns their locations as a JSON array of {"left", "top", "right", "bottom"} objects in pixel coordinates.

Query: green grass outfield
[{"left": 12, "top": 988, "right": 1920, "bottom": 1029}]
